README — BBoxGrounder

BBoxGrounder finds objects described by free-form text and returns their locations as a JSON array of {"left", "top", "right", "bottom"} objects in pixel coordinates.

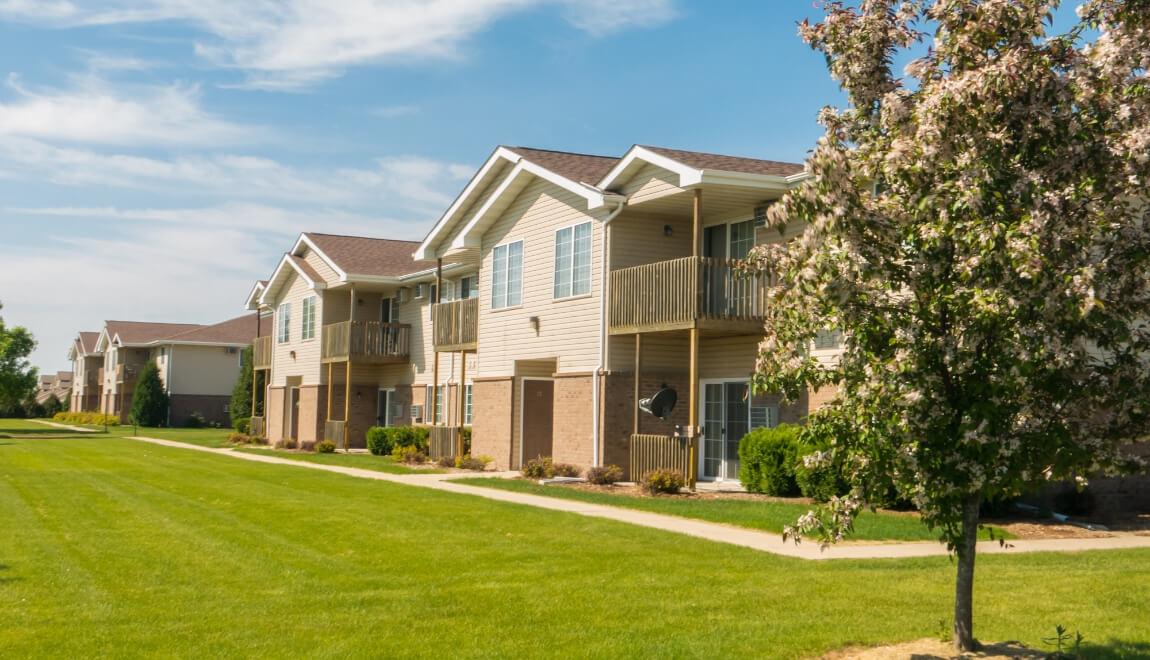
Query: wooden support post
[
  {"left": 692, "top": 188, "right": 703, "bottom": 257},
  {"left": 457, "top": 351, "right": 467, "bottom": 457},
  {"left": 432, "top": 259, "right": 443, "bottom": 427},
  {"left": 326, "top": 362, "right": 333, "bottom": 422},
  {"left": 688, "top": 188, "right": 702, "bottom": 489},
  {"left": 633, "top": 333, "right": 642, "bottom": 436},
  {"left": 344, "top": 360, "right": 352, "bottom": 451},
  {"left": 250, "top": 360, "right": 257, "bottom": 419}
]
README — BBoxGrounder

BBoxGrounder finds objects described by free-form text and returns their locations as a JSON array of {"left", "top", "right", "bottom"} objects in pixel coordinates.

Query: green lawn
[
  {"left": 234, "top": 446, "right": 442, "bottom": 474},
  {"left": 1, "top": 435, "right": 1147, "bottom": 657},
  {"left": 9, "top": 418, "right": 237, "bottom": 447},
  {"left": 453, "top": 477, "right": 1010, "bottom": 543}
]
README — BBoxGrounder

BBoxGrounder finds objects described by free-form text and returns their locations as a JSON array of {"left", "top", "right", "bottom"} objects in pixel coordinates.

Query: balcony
[
  {"left": 432, "top": 297, "right": 478, "bottom": 352},
  {"left": 115, "top": 364, "right": 140, "bottom": 385},
  {"left": 252, "top": 335, "right": 273, "bottom": 371},
  {"left": 608, "top": 256, "right": 768, "bottom": 335},
  {"left": 321, "top": 321, "right": 411, "bottom": 364}
]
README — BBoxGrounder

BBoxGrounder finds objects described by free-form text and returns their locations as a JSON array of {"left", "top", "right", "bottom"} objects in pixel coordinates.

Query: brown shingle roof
[
  {"left": 162, "top": 313, "right": 260, "bottom": 345},
  {"left": 641, "top": 145, "right": 805, "bottom": 177},
  {"left": 77, "top": 331, "right": 100, "bottom": 354},
  {"left": 106, "top": 320, "right": 204, "bottom": 345},
  {"left": 505, "top": 146, "right": 620, "bottom": 185},
  {"left": 303, "top": 233, "right": 434, "bottom": 278},
  {"left": 289, "top": 254, "right": 323, "bottom": 283}
]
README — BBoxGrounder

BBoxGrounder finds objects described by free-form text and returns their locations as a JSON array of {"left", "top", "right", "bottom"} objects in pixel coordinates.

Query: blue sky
[{"left": 0, "top": 0, "right": 1082, "bottom": 372}]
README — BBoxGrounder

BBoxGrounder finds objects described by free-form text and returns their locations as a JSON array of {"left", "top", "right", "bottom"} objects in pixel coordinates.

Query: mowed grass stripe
[{"left": 1, "top": 437, "right": 1149, "bottom": 658}]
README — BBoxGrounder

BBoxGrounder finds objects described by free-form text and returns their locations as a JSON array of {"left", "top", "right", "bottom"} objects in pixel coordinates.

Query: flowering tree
[{"left": 750, "top": 0, "right": 1150, "bottom": 651}]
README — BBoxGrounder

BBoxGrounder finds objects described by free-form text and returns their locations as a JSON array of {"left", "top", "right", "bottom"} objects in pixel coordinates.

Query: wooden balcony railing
[
  {"left": 433, "top": 297, "right": 478, "bottom": 351},
  {"left": 252, "top": 336, "right": 273, "bottom": 371},
  {"left": 629, "top": 434, "right": 694, "bottom": 484},
  {"left": 115, "top": 364, "right": 139, "bottom": 384},
  {"left": 608, "top": 256, "right": 768, "bottom": 335},
  {"left": 321, "top": 321, "right": 411, "bottom": 364}
]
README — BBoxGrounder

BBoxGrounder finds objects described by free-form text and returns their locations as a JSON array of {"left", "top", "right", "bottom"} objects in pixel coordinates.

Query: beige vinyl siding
[
  {"left": 436, "top": 161, "right": 514, "bottom": 250},
  {"left": 609, "top": 212, "right": 693, "bottom": 270},
  {"left": 167, "top": 344, "right": 243, "bottom": 395},
  {"left": 476, "top": 177, "right": 604, "bottom": 377},
  {"left": 301, "top": 247, "right": 341, "bottom": 283},
  {"left": 270, "top": 272, "right": 324, "bottom": 387},
  {"left": 621, "top": 163, "right": 682, "bottom": 204}
]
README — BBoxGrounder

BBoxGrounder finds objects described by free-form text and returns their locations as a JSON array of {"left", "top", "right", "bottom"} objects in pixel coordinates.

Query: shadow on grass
[
  {"left": 1082, "top": 640, "right": 1150, "bottom": 659},
  {"left": 0, "top": 563, "right": 20, "bottom": 585}
]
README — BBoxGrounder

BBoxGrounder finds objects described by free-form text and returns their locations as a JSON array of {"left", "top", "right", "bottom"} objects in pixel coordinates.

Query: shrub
[
  {"left": 234, "top": 417, "right": 251, "bottom": 435},
  {"left": 738, "top": 425, "right": 802, "bottom": 496},
  {"left": 436, "top": 455, "right": 456, "bottom": 468},
  {"left": 278, "top": 438, "right": 297, "bottom": 450},
  {"left": 522, "top": 456, "right": 554, "bottom": 479},
  {"left": 315, "top": 440, "right": 336, "bottom": 454},
  {"left": 392, "top": 445, "right": 427, "bottom": 464},
  {"left": 587, "top": 464, "right": 624, "bottom": 485},
  {"left": 793, "top": 435, "right": 851, "bottom": 503},
  {"left": 455, "top": 454, "right": 489, "bottom": 471},
  {"left": 183, "top": 411, "right": 206, "bottom": 429},
  {"left": 366, "top": 426, "right": 393, "bottom": 456},
  {"left": 641, "top": 469, "right": 685, "bottom": 495},
  {"left": 461, "top": 426, "right": 473, "bottom": 455},
  {"left": 227, "top": 432, "right": 251, "bottom": 445},
  {"left": 551, "top": 462, "right": 580, "bottom": 478},
  {"left": 249, "top": 435, "right": 268, "bottom": 445},
  {"left": 52, "top": 411, "right": 119, "bottom": 426},
  {"left": 43, "top": 393, "right": 63, "bottom": 417}
]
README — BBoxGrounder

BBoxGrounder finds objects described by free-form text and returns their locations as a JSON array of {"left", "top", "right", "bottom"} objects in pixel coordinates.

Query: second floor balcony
[
  {"left": 252, "top": 336, "right": 273, "bottom": 371},
  {"left": 432, "top": 297, "right": 478, "bottom": 352},
  {"left": 115, "top": 363, "right": 140, "bottom": 385},
  {"left": 321, "top": 320, "right": 411, "bottom": 364},
  {"left": 608, "top": 256, "right": 768, "bottom": 335}
]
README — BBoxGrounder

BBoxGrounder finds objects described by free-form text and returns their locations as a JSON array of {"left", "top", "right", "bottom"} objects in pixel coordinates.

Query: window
[
  {"left": 277, "top": 303, "right": 291, "bottom": 343},
  {"left": 301, "top": 296, "right": 316, "bottom": 340},
  {"left": 728, "top": 219, "right": 754, "bottom": 260},
  {"left": 464, "top": 384, "right": 473, "bottom": 425},
  {"left": 429, "top": 385, "right": 446, "bottom": 424},
  {"left": 554, "top": 222, "right": 592, "bottom": 298},
  {"left": 491, "top": 241, "right": 523, "bottom": 309},
  {"left": 459, "top": 275, "right": 478, "bottom": 300},
  {"left": 814, "top": 329, "right": 842, "bottom": 350}
]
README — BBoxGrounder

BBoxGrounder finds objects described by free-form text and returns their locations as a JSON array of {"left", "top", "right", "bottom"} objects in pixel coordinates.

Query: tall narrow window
[
  {"left": 464, "top": 383, "right": 473, "bottom": 425},
  {"left": 554, "top": 222, "right": 591, "bottom": 298},
  {"left": 432, "top": 384, "right": 445, "bottom": 423},
  {"left": 728, "top": 219, "right": 754, "bottom": 260},
  {"left": 460, "top": 275, "right": 478, "bottom": 300},
  {"left": 301, "top": 296, "right": 316, "bottom": 340},
  {"left": 491, "top": 241, "right": 523, "bottom": 309},
  {"left": 277, "top": 303, "right": 291, "bottom": 343}
]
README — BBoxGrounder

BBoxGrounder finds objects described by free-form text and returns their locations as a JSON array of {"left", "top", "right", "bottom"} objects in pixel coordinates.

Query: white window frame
[
  {"left": 301, "top": 296, "right": 316, "bottom": 341},
  {"left": 464, "top": 383, "right": 473, "bottom": 426},
  {"left": 277, "top": 303, "right": 291, "bottom": 344},
  {"left": 491, "top": 240, "right": 523, "bottom": 310},
  {"left": 553, "top": 221, "right": 592, "bottom": 299},
  {"left": 459, "top": 275, "right": 478, "bottom": 300}
]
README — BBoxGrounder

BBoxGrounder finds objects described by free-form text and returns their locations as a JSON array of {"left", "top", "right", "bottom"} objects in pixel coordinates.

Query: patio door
[
  {"left": 376, "top": 389, "right": 394, "bottom": 427},
  {"left": 700, "top": 380, "right": 749, "bottom": 482}
]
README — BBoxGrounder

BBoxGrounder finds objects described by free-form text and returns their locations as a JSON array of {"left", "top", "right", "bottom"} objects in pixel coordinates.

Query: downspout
[
  {"left": 592, "top": 200, "right": 626, "bottom": 467},
  {"left": 166, "top": 345, "right": 174, "bottom": 427}
]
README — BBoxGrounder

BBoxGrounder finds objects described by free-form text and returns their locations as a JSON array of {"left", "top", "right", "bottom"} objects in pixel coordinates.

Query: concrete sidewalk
[
  {"left": 127, "top": 435, "right": 1150, "bottom": 561},
  {"left": 30, "top": 419, "right": 98, "bottom": 433}
]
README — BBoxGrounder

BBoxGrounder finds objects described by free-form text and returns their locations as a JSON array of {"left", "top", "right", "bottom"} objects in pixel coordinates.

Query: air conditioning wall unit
[
  {"left": 397, "top": 287, "right": 409, "bottom": 303},
  {"left": 413, "top": 283, "right": 428, "bottom": 300},
  {"left": 753, "top": 204, "right": 770, "bottom": 228}
]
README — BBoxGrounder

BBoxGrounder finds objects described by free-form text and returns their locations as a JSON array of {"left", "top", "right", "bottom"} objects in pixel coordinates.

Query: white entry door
[{"left": 700, "top": 381, "right": 750, "bottom": 481}]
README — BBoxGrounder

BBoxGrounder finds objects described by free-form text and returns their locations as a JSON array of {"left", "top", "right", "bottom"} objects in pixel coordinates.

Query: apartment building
[
  {"left": 68, "top": 332, "right": 102, "bottom": 412},
  {"left": 93, "top": 316, "right": 259, "bottom": 426},
  {"left": 415, "top": 145, "right": 837, "bottom": 482},
  {"left": 248, "top": 233, "right": 474, "bottom": 449}
]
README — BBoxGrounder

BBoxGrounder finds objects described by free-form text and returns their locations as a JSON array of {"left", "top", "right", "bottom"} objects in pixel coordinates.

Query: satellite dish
[{"left": 639, "top": 387, "right": 678, "bottom": 420}]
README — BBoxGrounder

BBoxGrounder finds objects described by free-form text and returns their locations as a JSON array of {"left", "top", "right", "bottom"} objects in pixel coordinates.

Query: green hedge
[
  {"left": 366, "top": 426, "right": 431, "bottom": 456},
  {"left": 738, "top": 425, "right": 802, "bottom": 496}
]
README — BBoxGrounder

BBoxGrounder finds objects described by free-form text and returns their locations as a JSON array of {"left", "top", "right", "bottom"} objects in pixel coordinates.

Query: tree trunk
[{"left": 953, "top": 493, "right": 981, "bottom": 652}]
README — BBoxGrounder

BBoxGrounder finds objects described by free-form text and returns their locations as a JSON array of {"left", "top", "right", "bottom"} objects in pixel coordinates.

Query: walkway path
[
  {"left": 124, "top": 435, "right": 1150, "bottom": 561},
  {"left": 31, "top": 419, "right": 98, "bottom": 433}
]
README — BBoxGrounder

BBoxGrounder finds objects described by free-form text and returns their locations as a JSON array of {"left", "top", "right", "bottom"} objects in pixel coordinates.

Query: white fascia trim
[
  {"left": 415, "top": 146, "right": 522, "bottom": 261},
  {"left": 698, "top": 170, "right": 794, "bottom": 192},
  {"left": 258, "top": 254, "right": 324, "bottom": 306},
  {"left": 293, "top": 233, "right": 348, "bottom": 282},
  {"left": 598, "top": 145, "right": 703, "bottom": 190},
  {"left": 244, "top": 281, "right": 267, "bottom": 311},
  {"left": 450, "top": 161, "right": 623, "bottom": 250},
  {"left": 337, "top": 274, "right": 403, "bottom": 286},
  {"left": 94, "top": 328, "right": 113, "bottom": 353},
  {"left": 146, "top": 340, "right": 251, "bottom": 349}
]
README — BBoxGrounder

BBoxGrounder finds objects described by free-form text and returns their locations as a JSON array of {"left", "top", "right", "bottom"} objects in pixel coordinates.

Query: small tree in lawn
[
  {"left": 43, "top": 393, "right": 63, "bottom": 417},
  {"left": 751, "top": 0, "right": 1150, "bottom": 652},
  {"left": 230, "top": 345, "right": 254, "bottom": 430},
  {"left": 129, "top": 362, "right": 169, "bottom": 428},
  {"left": 0, "top": 301, "right": 37, "bottom": 415}
]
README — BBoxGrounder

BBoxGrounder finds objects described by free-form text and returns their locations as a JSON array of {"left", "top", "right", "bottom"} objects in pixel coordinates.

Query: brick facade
[
  {"left": 266, "top": 386, "right": 285, "bottom": 444},
  {"left": 472, "top": 377, "right": 513, "bottom": 469},
  {"left": 552, "top": 374, "right": 594, "bottom": 468}
]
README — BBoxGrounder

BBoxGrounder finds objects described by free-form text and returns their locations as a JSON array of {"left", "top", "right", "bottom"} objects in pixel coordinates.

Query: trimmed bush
[
  {"left": 53, "top": 411, "right": 120, "bottom": 426},
  {"left": 793, "top": 436, "right": 850, "bottom": 503},
  {"left": 315, "top": 440, "right": 336, "bottom": 454},
  {"left": 366, "top": 426, "right": 393, "bottom": 456},
  {"left": 391, "top": 445, "right": 427, "bottom": 464},
  {"left": 587, "top": 464, "right": 624, "bottom": 485},
  {"left": 522, "top": 457, "right": 553, "bottom": 479},
  {"left": 436, "top": 455, "right": 456, "bottom": 468},
  {"left": 551, "top": 462, "right": 580, "bottom": 478},
  {"left": 455, "top": 454, "right": 490, "bottom": 471},
  {"left": 184, "top": 411, "right": 207, "bottom": 429},
  {"left": 227, "top": 432, "right": 251, "bottom": 445},
  {"left": 368, "top": 426, "right": 431, "bottom": 455},
  {"left": 641, "top": 469, "right": 685, "bottom": 495},
  {"left": 234, "top": 417, "right": 251, "bottom": 435},
  {"left": 738, "top": 424, "right": 802, "bottom": 496}
]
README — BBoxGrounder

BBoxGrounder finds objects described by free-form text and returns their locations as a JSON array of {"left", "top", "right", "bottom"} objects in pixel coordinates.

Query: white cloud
[
  {"left": 0, "top": 74, "right": 256, "bottom": 146},
  {"left": 0, "top": 0, "right": 679, "bottom": 90}
]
